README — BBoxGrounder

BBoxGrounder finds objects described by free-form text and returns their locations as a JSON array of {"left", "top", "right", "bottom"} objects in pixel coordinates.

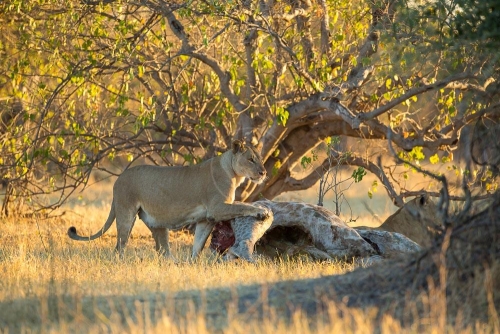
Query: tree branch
[
  {"left": 159, "top": 2, "right": 248, "bottom": 114},
  {"left": 274, "top": 8, "right": 308, "bottom": 22},
  {"left": 318, "top": 0, "right": 330, "bottom": 56},
  {"left": 294, "top": 0, "right": 314, "bottom": 68},
  {"left": 261, "top": 93, "right": 360, "bottom": 160},
  {"left": 359, "top": 72, "right": 474, "bottom": 121},
  {"left": 278, "top": 151, "right": 404, "bottom": 207}
]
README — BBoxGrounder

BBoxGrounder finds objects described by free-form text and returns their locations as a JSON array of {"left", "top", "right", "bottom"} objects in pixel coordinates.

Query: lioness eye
[{"left": 249, "top": 157, "right": 255, "bottom": 163}]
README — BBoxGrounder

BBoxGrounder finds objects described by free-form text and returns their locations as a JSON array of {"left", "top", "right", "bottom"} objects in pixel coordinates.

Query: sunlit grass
[
  {"left": 0, "top": 207, "right": 355, "bottom": 301},
  {"left": 0, "top": 204, "right": 497, "bottom": 333}
]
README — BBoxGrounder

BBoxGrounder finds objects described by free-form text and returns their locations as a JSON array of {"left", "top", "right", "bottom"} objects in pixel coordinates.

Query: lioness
[
  {"left": 356, "top": 195, "right": 440, "bottom": 248},
  {"left": 68, "top": 140, "right": 269, "bottom": 259},
  {"left": 376, "top": 195, "right": 440, "bottom": 248}
]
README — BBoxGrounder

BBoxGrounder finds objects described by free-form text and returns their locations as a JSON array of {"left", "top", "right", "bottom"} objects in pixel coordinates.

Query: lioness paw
[{"left": 255, "top": 208, "right": 271, "bottom": 220}]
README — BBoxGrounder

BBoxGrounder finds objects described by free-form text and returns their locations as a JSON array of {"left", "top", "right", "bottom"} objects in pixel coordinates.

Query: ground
[{"left": 0, "top": 178, "right": 498, "bottom": 333}]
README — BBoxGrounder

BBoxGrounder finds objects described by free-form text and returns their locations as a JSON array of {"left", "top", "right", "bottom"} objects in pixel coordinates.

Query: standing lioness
[{"left": 68, "top": 140, "right": 269, "bottom": 259}]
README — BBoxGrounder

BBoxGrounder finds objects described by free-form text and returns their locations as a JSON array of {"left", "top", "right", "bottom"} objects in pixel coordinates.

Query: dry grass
[
  {"left": 0, "top": 207, "right": 354, "bottom": 301},
  {"left": 0, "top": 200, "right": 498, "bottom": 333}
]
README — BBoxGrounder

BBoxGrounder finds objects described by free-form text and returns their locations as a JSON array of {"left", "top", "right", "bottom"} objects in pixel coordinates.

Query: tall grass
[
  {"left": 0, "top": 208, "right": 355, "bottom": 300},
  {"left": 0, "top": 205, "right": 497, "bottom": 333}
]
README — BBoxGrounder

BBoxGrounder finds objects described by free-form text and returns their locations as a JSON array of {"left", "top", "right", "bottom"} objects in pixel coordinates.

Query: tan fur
[
  {"left": 369, "top": 195, "right": 440, "bottom": 248},
  {"left": 68, "top": 140, "right": 269, "bottom": 259}
]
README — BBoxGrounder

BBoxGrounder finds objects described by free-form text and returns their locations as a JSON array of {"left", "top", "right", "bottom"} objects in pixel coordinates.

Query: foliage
[
  {"left": 0, "top": 0, "right": 498, "bottom": 215},
  {"left": 453, "top": 0, "right": 500, "bottom": 46}
]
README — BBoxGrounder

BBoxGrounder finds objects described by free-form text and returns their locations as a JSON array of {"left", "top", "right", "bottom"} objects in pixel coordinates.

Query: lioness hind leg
[
  {"left": 149, "top": 227, "right": 177, "bottom": 262},
  {"left": 114, "top": 209, "right": 137, "bottom": 256},
  {"left": 150, "top": 227, "right": 170, "bottom": 254}
]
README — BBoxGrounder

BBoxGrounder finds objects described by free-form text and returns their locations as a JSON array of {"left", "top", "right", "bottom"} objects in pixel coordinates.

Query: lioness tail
[{"left": 68, "top": 201, "right": 116, "bottom": 241}]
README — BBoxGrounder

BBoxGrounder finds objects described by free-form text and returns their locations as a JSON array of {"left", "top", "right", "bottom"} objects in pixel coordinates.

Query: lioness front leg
[
  {"left": 192, "top": 221, "right": 216, "bottom": 258},
  {"left": 207, "top": 202, "right": 270, "bottom": 222}
]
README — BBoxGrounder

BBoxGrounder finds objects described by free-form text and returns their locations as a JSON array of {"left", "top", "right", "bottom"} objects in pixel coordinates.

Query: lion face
[
  {"left": 231, "top": 141, "right": 267, "bottom": 184},
  {"left": 379, "top": 195, "right": 440, "bottom": 248}
]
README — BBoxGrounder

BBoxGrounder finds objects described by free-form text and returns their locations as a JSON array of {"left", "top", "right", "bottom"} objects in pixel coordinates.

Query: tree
[
  {"left": 0, "top": 0, "right": 498, "bottom": 215},
  {"left": 453, "top": 0, "right": 500, "bottom": 47}
]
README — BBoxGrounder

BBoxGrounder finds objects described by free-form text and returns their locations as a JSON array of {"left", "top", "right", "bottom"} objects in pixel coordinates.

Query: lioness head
[
  {"left": 231, "top": 140, "right": 267, "bottom": 184},
  {"left": 380, "top": 194, "right": 440, "bottom": 247}
]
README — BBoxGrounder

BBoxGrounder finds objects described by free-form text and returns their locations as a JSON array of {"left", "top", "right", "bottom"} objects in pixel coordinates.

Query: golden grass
[
  {"left": 0, "top": 204, "right": 498, "bottom": 333},
  {"left": 0, "top": 207, "right": 355, "bottom": 301},
  {"left": 27, "top": 303, "right": 495, "bottom": 334}
]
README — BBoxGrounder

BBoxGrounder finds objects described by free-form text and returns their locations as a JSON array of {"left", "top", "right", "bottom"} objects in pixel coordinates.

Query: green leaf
[
  {"left": 301, "top": 156, "right": 312, "bottom": 169},
  {"left": 275, "top": 107, "right": 289, "bottom": 126},
  {"left": 409, "top": 147, "right": 425, "bottom": 161},
  {"left": 272, "top": 160, "right": 281, "bottom": 176},
  {"left": 351, "top": 167, "right": 366, "bottom": 183},
  {"left": 59, "top": 149, "right": 69, "bottom": 159}
]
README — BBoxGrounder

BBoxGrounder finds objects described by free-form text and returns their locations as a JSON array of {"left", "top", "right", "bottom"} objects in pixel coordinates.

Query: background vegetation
[{"left": 1, "top": 0, "right": 498, "bottom": 215}]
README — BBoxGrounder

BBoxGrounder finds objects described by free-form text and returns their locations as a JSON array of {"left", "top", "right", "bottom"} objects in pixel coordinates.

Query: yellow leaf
[{"left": 385, "top": 78, "right": 392, "bottom": 89}]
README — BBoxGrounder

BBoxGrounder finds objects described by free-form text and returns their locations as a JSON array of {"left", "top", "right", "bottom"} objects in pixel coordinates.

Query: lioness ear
[{"left": 232, "top": 140, "right": 246, "bottom": 153}]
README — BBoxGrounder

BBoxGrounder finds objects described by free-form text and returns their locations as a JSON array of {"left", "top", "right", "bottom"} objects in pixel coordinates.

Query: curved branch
[
  {"left": 253, "top": 102, "right": 498, "bottom": 202},
  {"left": 161, "top": 3, "right": 248, "bottom": 114},
  {"left": 262, "top": 98, "right": 494, "bottom": 164},
  {"left": 251, "top": 120, "right": 373, "bottom": 201},
  {"left": 261, "top": 94, "right": 360, "bottom": 160},
  {"left": 277, "top": 151, "right": 404, "bottom": 207},
  {"left": 359, "top": 72, "right": 474, "bottom": 121}
]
